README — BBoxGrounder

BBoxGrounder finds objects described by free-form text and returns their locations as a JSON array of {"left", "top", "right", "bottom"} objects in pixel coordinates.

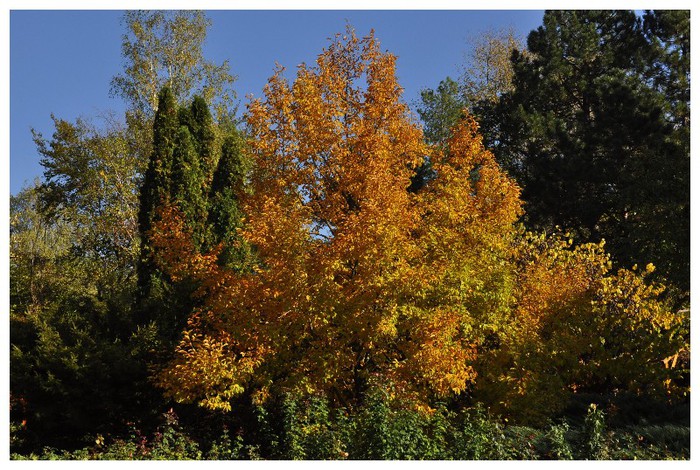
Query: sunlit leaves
[
  {"left": 476, "top": 232, "right": 688, "bottom": 424},
  {"left": 111, "top": 10, "right": 236, "bottom": 121},
  {"left": 148, "top": 27, "right": 687, "bottom": 422}
]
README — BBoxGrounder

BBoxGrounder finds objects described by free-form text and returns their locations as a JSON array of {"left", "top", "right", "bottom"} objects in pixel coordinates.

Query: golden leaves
[
  {"left": 156, "top": 328, "right": 267, "bottom": 411},
  {"left": 473, "top": 230, "right": 688, "bottom": 424},
  {"left": 148, "top": 27, "right": 686, "bottom": 418}
]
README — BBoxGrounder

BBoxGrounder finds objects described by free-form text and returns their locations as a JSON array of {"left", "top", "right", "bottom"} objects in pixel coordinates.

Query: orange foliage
[
  {"left": 151, "top": 29, "right": 513, "bottom": 408},
  {"left": 148, "top": 28, "right": 688, "bottom": 421}
]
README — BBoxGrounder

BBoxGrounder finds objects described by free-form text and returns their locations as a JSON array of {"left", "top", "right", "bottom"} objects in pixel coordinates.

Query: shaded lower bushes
[
  {"left": 11, "top": 388, "right": 689, "bottom": 460},
  {"left": 349, "top": 387, "right": 451, "bottom": 459},
  {"left": 11, "top": 409, "right": 203, "bottom": 460}
]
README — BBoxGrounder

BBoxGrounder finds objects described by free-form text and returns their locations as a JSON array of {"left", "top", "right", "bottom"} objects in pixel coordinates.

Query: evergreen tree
[
  {"left": 639, "top": 10, "right": 690, "bottom": 293},
  {"left": 207, "top": 133, "right": 251, "bottom": 269},
  {"left": 412, "top": 78, "right": 465, "bottom": 193},
  {"left": 137, "top": 87, "right": 179, "bottom": 297},
  {"left": 186, "top": 96, "right": 217, "bottom": 177},
  {"left": 417, "top": 77, "right": 466, "bottom": 148},
  {"left": 491, "top": 10, "right": 689, "bottom": 292},
  {"left": 137, "top": 89, "right": 233, "bottom": 344},
  {"left": 170, "top": 125, "right": 208, "bottom": 250},
  {"left": 643, "top": 10, "right": 689, "bottom": 129}
]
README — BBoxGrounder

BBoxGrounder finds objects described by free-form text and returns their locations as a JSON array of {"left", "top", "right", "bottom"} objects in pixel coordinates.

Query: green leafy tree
[
  {"left": 32, "top": 114, "right": 142, "bottom": 292},
  {"left": 111, "top": 10, "right": 237, "bottom": 121},
  {"left": 10, "top": 183, "right": 75, "bottom": 318}
]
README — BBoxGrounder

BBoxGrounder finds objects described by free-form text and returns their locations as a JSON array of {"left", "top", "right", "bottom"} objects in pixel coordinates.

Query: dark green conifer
[
  {"left": 171, "top": 125, "right": 208, "bottom": 249},
  {"left": 181, "top": 95, "right": 216, "bottom": 179},
  {"left": 137, "top": 87, "right": 178, "bottom": 296},
  {"left": 491, "top": 10, "right": 689, "bottom": 293},
  {"left": 207, "top": 133, "right": 252, "bottom": 269}
]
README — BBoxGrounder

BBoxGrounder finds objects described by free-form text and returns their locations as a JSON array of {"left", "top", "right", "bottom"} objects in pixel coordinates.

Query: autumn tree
[
  {"left": 147, "top": 27, "right": 685, "bottom": 426},
  {"left": 473, "top": 231, "right": 688, "bottom": 425},
  {"left": 402, "top": 116, "right": 523, "bottom": 400},
  {"left": 153, "top": 28, "right": 451, "bottom": 409},
  {"left": 461, "top": 28, "right": 524, "bottom": 106}
]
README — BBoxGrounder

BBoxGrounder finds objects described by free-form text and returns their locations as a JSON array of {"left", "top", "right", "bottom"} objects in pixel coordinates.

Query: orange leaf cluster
[{"left": 148, "top": 28, "right": 687, "bottom": 422}]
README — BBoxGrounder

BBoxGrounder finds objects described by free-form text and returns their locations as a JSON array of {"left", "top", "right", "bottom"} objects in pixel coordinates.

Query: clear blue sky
[{"left": 10, "top": 10, "right": 545, "bottom": 194}]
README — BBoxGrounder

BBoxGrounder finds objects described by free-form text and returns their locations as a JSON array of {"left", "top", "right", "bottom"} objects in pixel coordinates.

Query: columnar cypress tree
[
  {"left": 171, "top": 125, "right": 208, "bottom": 250},
  {"left": 137, "top": 85, "right": 254, "bottom": 344},
  {"left": 187, "top": 96, "right": 217, "bottom": 176},
  {"left": 207, "top": 133, "right": 251, "bottom": 269},
  {"left": 137, "top": 87, "right": 178, "bottom": 296}
]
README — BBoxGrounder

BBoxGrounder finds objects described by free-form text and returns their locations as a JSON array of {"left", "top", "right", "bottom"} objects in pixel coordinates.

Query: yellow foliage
[
  {"left": 148, "top": 27, "right": 688, "bottom": 420},
  {"left": 474, "top": 233, "right": 688, "bottom": 424}
]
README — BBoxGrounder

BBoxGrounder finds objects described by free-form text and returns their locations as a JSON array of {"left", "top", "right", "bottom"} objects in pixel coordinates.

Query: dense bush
[{"left": 11, "top": 388, "right": 689, "bottom": 460}]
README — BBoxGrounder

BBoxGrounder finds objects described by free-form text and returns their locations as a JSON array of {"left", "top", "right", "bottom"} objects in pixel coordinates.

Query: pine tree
[
  {"left": 492, "top": 10, "right": 689, "bottom": 293},
  {"left": 639, "top": 10, "right": 690, "bottom": 294}
]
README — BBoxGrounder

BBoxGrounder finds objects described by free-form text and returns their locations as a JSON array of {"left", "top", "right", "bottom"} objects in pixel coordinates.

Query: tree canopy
[
  {"left": 11, "top": 12, "right": 690, "bottom": 458},
  {"left": 146, "top": 28, "right": 686, "bottom": 424},
  {"left": 491, "top": 10, "right": 690, "bottom": 293}
]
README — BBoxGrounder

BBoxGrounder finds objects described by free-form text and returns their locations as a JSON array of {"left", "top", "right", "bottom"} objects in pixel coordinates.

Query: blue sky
[{"left": 10, "top": 9, "right": 545, "bottom": 194}]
